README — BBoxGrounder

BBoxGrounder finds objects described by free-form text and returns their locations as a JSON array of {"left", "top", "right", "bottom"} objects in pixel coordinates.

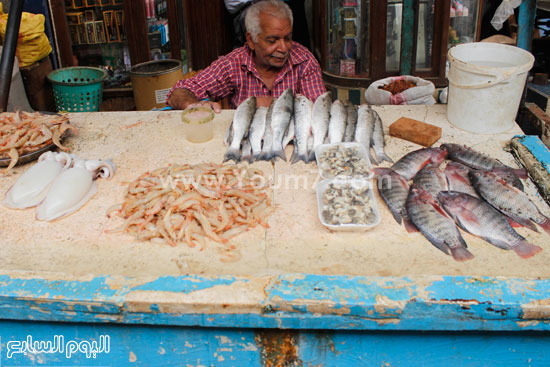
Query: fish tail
[
  {"left": 513, "top": 240, "right": 543, "bottom": 259},
  {"left": 307, "top": 150, "right": 317, "bottom": 163},
  {"left": 539, "top": 218, "right": 550, "bottom": 236},
  {"left": 450, "top": 247, "right": 474, "bottom": 262},
  {"left": 271, "top": 148, "right": 287, "bottom": 162},
  {"left": 372, "top": 167, "right": 393, "bottom": 177},
  {"left": 403, "top": 218, "right": 418, "bottom": 233},
  {"left": 290, "top": 150, "right": 308, "bottom": 164},
  {"left": 512, "top": 168, "right": 528, "bottom": 179},
  {"left": 368, "top": 152, "right": 378, "bottom": 165},
  {"left": 223, "top": 148, "right": 241, "bottom": 163},
  {"left": 376, "top": 151, "right": 394, "bottom": 164}
]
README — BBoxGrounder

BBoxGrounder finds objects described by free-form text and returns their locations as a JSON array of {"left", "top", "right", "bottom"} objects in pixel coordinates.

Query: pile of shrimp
[
  {"left": 0, "top": 111, "right": 76, "bottom": 173},
  {"left": 107, "top": 163, "right": 274, "bottom": 258}
]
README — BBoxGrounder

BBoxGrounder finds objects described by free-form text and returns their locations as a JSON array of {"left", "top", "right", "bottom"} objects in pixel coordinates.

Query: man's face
[{"left": 247, "top": 12, "right": 292, "bottom": 69}]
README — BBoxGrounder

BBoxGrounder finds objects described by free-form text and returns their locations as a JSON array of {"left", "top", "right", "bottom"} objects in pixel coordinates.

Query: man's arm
[{"left": 167, "top": 88, "right": 221, "bottom": 112}]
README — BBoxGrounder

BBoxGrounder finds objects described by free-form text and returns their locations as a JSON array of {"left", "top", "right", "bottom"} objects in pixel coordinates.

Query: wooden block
[{"left": 389, "top": 117, "right": 442, "bottom": 147}]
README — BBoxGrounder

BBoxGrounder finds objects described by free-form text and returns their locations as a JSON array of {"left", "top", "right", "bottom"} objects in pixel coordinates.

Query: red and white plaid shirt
[{"left": 167, "top": 42, "right": 326, "bottom": 108}]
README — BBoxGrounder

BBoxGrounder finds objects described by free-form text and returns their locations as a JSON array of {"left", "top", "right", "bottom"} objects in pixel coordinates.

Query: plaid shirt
[{"left": 168, "top": 42, "right": 326, "bottom": 108}]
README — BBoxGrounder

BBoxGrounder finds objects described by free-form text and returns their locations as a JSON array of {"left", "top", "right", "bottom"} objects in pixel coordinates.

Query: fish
[
  {"left": 438, "top": 191, "right": 542, "bottom": 259},
  {"left": 390, "top": 147, "right": 448, "bottom": 180},
  {"left": 269, "top": 88, "right": 294, "bottom": 161},
  {"left": 371, "top": 109, "right": 394, "bottom": 164},
  {"left": 258, "top": 102, "right": 275, "bottom": 161},
  {"left": 406, "top": 185, "right": 474, "bottom": 261},
  {"left": 248, "top": 105, "right": 268, "bottom": 161},
  {"left": 444, "top": 162, "right": 479, "bottom": 198},
  {"left": 441, "top": 143, "right": 527, "bottom": 178},
  {"left": 374, "top": 168, "right": 417, "bottom": 232},
  {"left": 469, "top": 170, "right": 550, "bottom": 235},
  {"left": 354, "top": 104, "right": 376, "bottom": 164},
  {"left": 291, "top": 94, "right": 313, "bottom": 163},
  {"left": 224, "top": 96, "right": 256, "bottom": 162},
  {"left": 241, "top": 138, "right": 252, "bottom": 163},
  {"left": 412, "top": 163, "right": 448, "bottom": 198},
  {"left": 282, "top": 115, "right": 295, "bottom": 150},
  {"left": 491, "top": 168, "right": 524, "bottom": 191},
  {"left": 343, "top": 102, "right": 357, "bottom": 142},
  {"left": 308, "top": 91, "right": 332, "bottom": 162},
  {"left": 328, "top": 99, "right": 347, "bottom": 144}
]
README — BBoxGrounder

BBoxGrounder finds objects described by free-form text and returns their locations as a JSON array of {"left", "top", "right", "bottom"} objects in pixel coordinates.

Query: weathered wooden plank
[{"left": 510, "top": 135, "right": 550, "bottom": 204}]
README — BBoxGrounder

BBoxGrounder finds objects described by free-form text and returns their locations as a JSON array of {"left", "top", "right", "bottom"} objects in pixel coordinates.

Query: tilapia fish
[
  {"left": 406, "top": 185, "right": 474, "bottom": 261},
  {"left": 292, "top": 94, "right": 313, "bottom": 163},
  {"left": 354, "top": 104, "right": 376, "bottom": 164},
  {"left": 371, "top": 109, "right": 394, "bottom": 164},
  {"left": 441, "top": 143, "right": 527, "bottom": 179},
  {"left": 374, "top": 168, "right": 416, "bottom": 232},
  {"left": 438, "top": 191, "right": 542, "bottom": 259},
  {"left": 224, "top": 96, "right": 256, "bottom": 162},
  {"left": 309, "top": 91, "right": 332, "bottom": 162},
  {"left": 391, "top": 147, "right": 448, "bottom": 180},
  {"left": 412, "top": 163, "right": 448, "bottom": 198},
  {"left": 469, "top": 170, "right": 550, "bottom": 235},
  {"left": 343, "top": 102, "right": 357, "bottom": 143},
  {"left": 328, "top": 99, "right": 347, "bottom": 144},
  {"left": 249, "top": 106, "right": 268, "bottom": 162},
  {"left": 444, "top": 162, "right": 479, "bottom": 198},
  {"left": 269, "top": 88, "right": 294, "bottom": 161}
]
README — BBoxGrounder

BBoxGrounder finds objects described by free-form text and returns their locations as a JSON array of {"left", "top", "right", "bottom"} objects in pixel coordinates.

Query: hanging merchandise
[
  {"left": 0, "top": 7, "right": 52, "bottom": 67},
  {"left": 491, "top": 0, "right": 521, "bottom": 31}
]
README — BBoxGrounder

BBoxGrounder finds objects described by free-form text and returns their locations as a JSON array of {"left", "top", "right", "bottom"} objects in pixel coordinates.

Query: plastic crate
[{"left": 47, "top": 67, "right": 107, "bottom": 112}]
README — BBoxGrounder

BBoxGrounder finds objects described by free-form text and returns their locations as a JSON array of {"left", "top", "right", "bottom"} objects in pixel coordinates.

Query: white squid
[
  {"left": 36, "top": 158, "right": 116, "bottom": 221},
  {"left": 2, "top": 152, "right": 74, "bottom": 209}
]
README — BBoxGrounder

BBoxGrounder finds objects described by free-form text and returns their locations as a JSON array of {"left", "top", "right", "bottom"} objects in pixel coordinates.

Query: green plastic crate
[{"left": 47, "top": 67, "right": 108, "bottom": 112}]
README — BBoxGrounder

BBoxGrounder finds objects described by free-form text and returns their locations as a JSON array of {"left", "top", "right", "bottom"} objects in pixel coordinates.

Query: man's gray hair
[{"left": 245, "top": 0, "right": 293, "bottom": 42}]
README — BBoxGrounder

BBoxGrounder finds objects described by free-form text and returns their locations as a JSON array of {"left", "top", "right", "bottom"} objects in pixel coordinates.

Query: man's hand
[{"left": 167, "top": 88, "right": 221, "bottom": 113}]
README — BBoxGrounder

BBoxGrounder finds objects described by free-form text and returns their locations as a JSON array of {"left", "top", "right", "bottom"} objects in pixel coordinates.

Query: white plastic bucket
[{"left": 446, "top": 42, "right": 534, "bottom": 134}]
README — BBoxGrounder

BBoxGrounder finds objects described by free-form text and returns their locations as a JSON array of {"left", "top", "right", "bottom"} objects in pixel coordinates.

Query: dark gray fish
[
  {"left": 438, "top": 191, "right": 542, "bottom": 259},
  {"left": 374, "top": 168, "right": 416, "bottom": 232},
  {"left": 469, "top": 170, "right": 550, "bottom": 235},
  {"left": 391, "top": 147, "right": 448, "bottom": 180},
  {"left": 413, "top": 163, "right": 448, "bottom": 198},
  {"left": 406, "top": 185, "right": 474, "bottom": 261},
  {"left": 441, "top": 143, "right": 527, "bottom": 178}
]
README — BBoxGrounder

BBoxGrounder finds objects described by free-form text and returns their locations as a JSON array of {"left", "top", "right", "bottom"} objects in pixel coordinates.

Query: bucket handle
[{"left": 447, "top": 65, "right": 524, "bottom": 89}]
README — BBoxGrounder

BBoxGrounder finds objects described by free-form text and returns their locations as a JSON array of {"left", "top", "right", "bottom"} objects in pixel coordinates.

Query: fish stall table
[{"left": 1, "top": 105, "right": 550, "bottom": 366}]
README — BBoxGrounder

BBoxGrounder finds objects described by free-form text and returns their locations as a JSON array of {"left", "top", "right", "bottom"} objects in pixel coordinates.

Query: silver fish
[
  {"left": 412, "top": 163, "right": 448, "bottom": 198},
  {"left": 371, "top": 109, "right": 393, "bottom": 164},
  {"left": 469, "top": 170, "right": 550, "bottom": 235},
  {"left": 391, "top": 147, "right": 448, "bottom": 180},
  {"left": 444, "top": 162, "right": 479, "bottom": 198},
  {"left": 343, "top": 103, "right": 357, "bottom": 142},
  {"left": 438, "top": 191, "right": 542, "bottom": 259},
  {"left": 258, "top": 102, "right": 274, "bottom": 161},
  {"left": 224, "top": 96, "right": 256, "bottom": 162},
  {"left": 354, "top": 104, "right": 376, "bottom": 164},
  {"left": 249, "top": 106, "right": 268, "bottom": 161},
  {"left": 308, "top": 91, "right": 332, "bottom": 162},
  {"left": 269, "top": 88, "right": 294, "bottom": 161},
  {"left": 291, "top": 94, "right": 313, "bottom": 163},
  {"left": 282, "top": 115, "right": 295, "bottom": 149},
  {"left": 406, "top": 185, "right": 474, "bottom": 262},
  {"left": 374, "top": 167, "right": 416, "bottom": 232},
  {"left": 328, "top": 99, "right": 347, "bottom": 144},
  {"left": 241, "top": 138, "right": 252, "bottom": 163}
]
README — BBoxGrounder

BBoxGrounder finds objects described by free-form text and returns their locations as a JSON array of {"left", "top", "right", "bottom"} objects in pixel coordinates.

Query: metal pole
[
  {"left": 517, "top": 0, "right": 538, "bottom": 51},
  {"left": 0, "top": 0, "right": 25, "bottom": 112}
]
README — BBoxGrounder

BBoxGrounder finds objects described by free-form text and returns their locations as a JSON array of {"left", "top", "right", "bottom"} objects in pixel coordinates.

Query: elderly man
[{"left": 166, "top": 0, "right": 325, "bottom": 112}]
